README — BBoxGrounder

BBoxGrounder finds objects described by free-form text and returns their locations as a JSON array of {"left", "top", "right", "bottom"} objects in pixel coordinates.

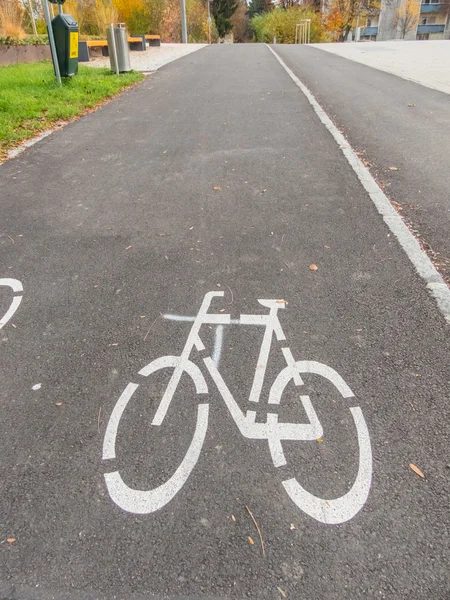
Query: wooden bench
[
  {"left": 144, "top": 34, "right": 161, "bottom": 47},
  {"left": 78, "top": 37, "right": 146, "bottom": 62}
]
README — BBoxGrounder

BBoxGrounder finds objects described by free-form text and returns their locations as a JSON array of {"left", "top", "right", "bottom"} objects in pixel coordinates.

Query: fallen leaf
[
  {"left": 388, "top": 167, "right": 399, "bottom": 171},
  {"left": 55, "top": 402, "right": 63, "bottom": 406},
  {"left": 231, "top": 515, "right": 236, "bottom": 522},
  {"left": 276, "top": 299, "right": 287, "bottom": 304},
  {"left": 408, "top": 103, "right": 416, "bottom": 107},
  {"left": 290, "top": 523, "right": 296, "bottom": 530},
  {"left": 324, "top": 245, "right": 330, "bottom": 248},
  {"left": 219, "top": 309, "right": 226, "bottom": 312},
  {"left": 11, "top": 323, "right": 17, "bottom": 328},
  {"left": 32, "top": 384, "right": 41, "bottom": 391},
  {"left": 7, "top": 538, "right": 16, "bottom": 543},
  {"left": 277, "top": 587, "right": 287, "bottom": 598},
  {"left": 410, "top": 463, "right": 424, "bottom": 478},
  {"left": 189, "top": 226, "right": 194, "bottom": 230},
  {"left": 317, "top": 438, "right": 323, "bottom": 443},
  {"left": 248, "top": 536, "right": 254, "bottom": 545},
  {"left": 140, "top": 316, "right": 146, "bottom": 318},
  {"left": 125, "top": 246, "right": 132, "bottom": 250},
  {"left": 309, "top": 264, "right": 318, "bottom": 271},
  {"left": 157, "top": 233, "right": 167, "bottom": 237},
  {"left": 213, "top": 186, "right": 221, "bottom": 191},
  {"left": 262, "top": 189, "right": 267, "bottom": 193}
]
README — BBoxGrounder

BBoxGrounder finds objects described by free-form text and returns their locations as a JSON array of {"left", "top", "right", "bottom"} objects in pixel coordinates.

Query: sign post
[{"left": 41, "top": 0, "right": 62, "bottom": 85}]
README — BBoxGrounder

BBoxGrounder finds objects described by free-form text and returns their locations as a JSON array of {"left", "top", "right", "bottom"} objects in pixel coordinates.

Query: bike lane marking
[
  {"left": 0, "top": 278, "right": 23, "bottom": 330},
  {"left": 267, "top": 44, "right": 450, "bottom": 325},
  {"left": 102, "top": 294, "right": 373, "bottom": 524}
]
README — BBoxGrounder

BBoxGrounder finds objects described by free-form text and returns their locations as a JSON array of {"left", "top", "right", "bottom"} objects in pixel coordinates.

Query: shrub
[{"left": 251, "top": 7, "right": 323, "bottom": 44}]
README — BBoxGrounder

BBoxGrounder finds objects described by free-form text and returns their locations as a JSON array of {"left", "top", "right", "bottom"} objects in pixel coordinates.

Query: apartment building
[{"left": 360, "top": 0, "right": 450, "bottom": 40}]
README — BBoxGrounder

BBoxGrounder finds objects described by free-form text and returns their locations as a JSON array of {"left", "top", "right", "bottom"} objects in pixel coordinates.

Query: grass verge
[{"left": 0, "top": 61, "right": 144, "bottom": 161}]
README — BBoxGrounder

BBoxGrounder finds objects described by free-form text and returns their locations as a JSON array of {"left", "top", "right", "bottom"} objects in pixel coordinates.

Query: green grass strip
[{"left": 0, "top": 61, "right": 144, "bottom": 160}]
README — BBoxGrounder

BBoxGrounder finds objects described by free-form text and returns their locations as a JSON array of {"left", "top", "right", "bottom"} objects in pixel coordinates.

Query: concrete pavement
[{"left": 1, "top": 45, "right": 449, "bottom": 599}]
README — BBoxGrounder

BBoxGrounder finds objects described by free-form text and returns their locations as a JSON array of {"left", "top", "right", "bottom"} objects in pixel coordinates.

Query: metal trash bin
[{"left": 106, "top": 23, "right": 131, "bottom": 73}]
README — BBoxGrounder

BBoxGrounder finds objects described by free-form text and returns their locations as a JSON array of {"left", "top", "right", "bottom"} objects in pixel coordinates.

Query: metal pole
[
  {"left": 109, "top": 23, "right": 119, "bottom": 75},
  {"left": 207, "top": 0, "right": 211, "bottom": 44},
  {"left": 180, "top": 0, "right": 188, "bottom": 43},
  {"left": 307, "top": 19, "right": 311, "bottom": 44},
  {"left": 355, "top": 0, "right": 361, "bottom": 42},
  {"left": 28, "top": 0, "right": 38, "bottom": 36},
  {"left": 42, "top": 0, "right": 62, "bottom": 84},
  {"left": 58, "top": 1, "right": 63, "bottom": 14}
]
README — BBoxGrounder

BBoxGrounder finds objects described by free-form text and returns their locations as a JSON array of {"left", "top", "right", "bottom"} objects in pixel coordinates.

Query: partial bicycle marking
[
  {"left": 0, "top": 278, "right": 23, "bottom": 330},
  {"left": 103, "top": 292, "right": 373, "bottom": 524}
]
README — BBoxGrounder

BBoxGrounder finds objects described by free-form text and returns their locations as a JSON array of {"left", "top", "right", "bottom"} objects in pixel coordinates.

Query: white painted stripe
[
  {"left": 212, "top": 325, "right": 224, "bottom": 367},
  {"left": 0, "top": 296, "right": 23, "bottom": 330},
  {"left": 0, "top": 278, "right": 23, "bottom": 293},
  {"left": 102, "top": 382, "right": 139, "bottom": 460},
  {"left": 104, "top": 403, "right": 209, "bottom": 514},
  {"left": 267, "top": 45, "right": 450, "bottom": 325},
  {"left": 163, "top": 313, "right": 241, "bottom": 325},
  {"left": 282, "top": 406, "right": 372, "bottom": 524}
]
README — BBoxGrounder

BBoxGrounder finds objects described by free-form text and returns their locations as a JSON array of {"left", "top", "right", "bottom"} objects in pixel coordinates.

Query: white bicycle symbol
[
  {"left": 103, "top": 292, "right": 372, "bottom": 524},
  {"left": 0, "top": 278, "right": 23, "bottom": 330}
]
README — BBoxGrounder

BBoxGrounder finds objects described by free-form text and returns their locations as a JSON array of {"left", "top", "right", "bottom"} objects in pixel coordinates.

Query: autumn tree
[
  {"left": 212, "top": 0, "right": 238, "bottom": 37},
  {"left": 323, "top": 0, "right": 379, "bottom": 41},
  {"left": 0, "top": 0, "right": 24, "bottom": 36},
  {"left": 247, "top": 0, "right": 273, "bottom": 19},
  {"left": 393, "top": 0, "right": 420, "bottom": 38}
]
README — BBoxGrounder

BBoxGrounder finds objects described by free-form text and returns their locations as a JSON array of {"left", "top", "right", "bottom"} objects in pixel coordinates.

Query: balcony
[
  {"left": 417, "top": 23, "right": 445, "bottom": 32},
  {"left": 421, "top": 3, "right": 442, "bottom": 12},
  {"left": 360, "top": 26, "right": 379, "bottom": 35}
]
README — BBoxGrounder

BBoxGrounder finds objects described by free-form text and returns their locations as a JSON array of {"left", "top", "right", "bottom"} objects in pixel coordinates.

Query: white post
[
  {"left": 28, "top": 0, "right": 38, "bottom": 36},
  {"left": 42, "top": 0, "right": 61, "bottom": 85}
]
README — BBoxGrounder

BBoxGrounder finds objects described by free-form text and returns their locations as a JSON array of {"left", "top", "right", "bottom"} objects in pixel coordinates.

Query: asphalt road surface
[
  {"left": 1, "top": 44, "right": 449, "bottom": 600},
  {"left": 273, "top": 44, "right": 450, "bottom": 284}
]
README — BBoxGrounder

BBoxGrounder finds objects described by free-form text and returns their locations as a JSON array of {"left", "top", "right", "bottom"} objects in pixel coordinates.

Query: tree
[
  {"left": 393, "top": 0, "right": 420, "bottom": 38},
  {"left": 231, "top": 0, "right": 251, "bottom": 40},
  {"left": 0, "top": 0, "right": 24, "bottom": 36},
  {"left": 251, "top": 6, "right": 322, "bottom": 42},
  {"left": 323, "top": 0, "right": 379, "bottom": 41},
  {"left": 247, "top": 0, "right": 273, "bottom": 19},
  {"left": 212, "top": 0, "right": 238, "bottom": 36}
]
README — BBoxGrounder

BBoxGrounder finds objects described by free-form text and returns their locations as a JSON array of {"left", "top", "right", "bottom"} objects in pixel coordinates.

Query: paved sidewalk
[
  {"left": 88, "top": 42, "right": 206, "bottom": 72},
  {"left": 312, "top": 40, "right": 450, "bottom": 95}
]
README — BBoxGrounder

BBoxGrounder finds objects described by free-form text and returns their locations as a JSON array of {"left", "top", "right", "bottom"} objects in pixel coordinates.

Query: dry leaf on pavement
[
  {"left": 388, "top": 167, "right": 399, "bottom": 171},
  {"left": 248, "top": 536, "right": 254, "bottom": 545},
  {"left": 7, "top": 538, "right": 16, "bottom": 543},
  {"left": 213, "top": 186, "right": 221, "bottom": 191},
  {"left": 410, "top": 463, "right": 425, "bottom": 478},
  {"left": 309, "top": 264, "right": 318, "bottom": 271}
]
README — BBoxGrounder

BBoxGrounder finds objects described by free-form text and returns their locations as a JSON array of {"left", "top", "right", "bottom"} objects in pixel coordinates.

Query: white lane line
[{"left": 267, "top": 45, "right": 450, "bottom": 325}]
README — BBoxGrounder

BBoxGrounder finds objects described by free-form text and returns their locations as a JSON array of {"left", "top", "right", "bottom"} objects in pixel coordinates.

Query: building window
[
  {"left": 428, "top": 16, "right": 436, "bottom": 23},
  {"left": 417, "top": 33, "right": 430, "bottom": 39},
  {"left": 421, "top": 17, "right": 427, "bottom": 24},
  {"left": 367, "top": 18, "right": 372, "bottom": 26}
]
